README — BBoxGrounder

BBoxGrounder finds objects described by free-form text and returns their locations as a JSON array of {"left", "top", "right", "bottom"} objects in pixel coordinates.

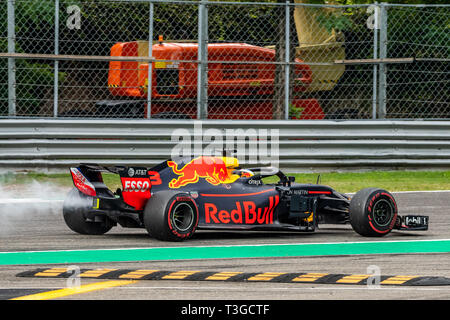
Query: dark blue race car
[{"left": 63, "top": 155, "right": 429, "bottom": 241}]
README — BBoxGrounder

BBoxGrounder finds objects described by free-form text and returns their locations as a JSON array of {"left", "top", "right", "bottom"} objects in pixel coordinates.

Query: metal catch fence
[{"left": 0, "top": 1, "right": 449, "bottom": 120}]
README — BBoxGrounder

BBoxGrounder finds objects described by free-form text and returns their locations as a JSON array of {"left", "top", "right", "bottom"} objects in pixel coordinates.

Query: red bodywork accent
[
  {"left": 120, "top": 177, "right": 152, "bottom": 210},
  {"left": 70, "top": 168, "right": 97, "bottom": 197},
  {"left": 308, "top": 191, "right": 332, "bottom": 195}
]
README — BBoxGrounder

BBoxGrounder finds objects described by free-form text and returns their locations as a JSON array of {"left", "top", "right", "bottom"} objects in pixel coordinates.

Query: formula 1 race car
[{"left": 63, "top": 156, "right": 429, "bottom": 241}]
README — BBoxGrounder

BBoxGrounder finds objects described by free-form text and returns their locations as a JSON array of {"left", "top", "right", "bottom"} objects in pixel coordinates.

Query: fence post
[
  {"left": 54, "top": 0, "right": 59, "bottom": 117},
  {"left": 378, "top": 3, "right": 388, "bottom": 119},
  {"left": 146, "top": 1, "right": 154, "bottom": 119},
  {"left": 197, "top": 2, "right": 208, "bottom": 120},
  {"left": 371, "top": 2, "right": 379, "bottom": 119},
  {"left": 284, "top": 1, "right": 290, "bottom": 120},
  {"left": 7, "top": 0, "right": 16, "bottom": 117}
]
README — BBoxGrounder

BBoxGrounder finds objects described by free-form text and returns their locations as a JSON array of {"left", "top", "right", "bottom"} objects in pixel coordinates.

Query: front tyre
[
  {"left": 63, "top": 188, "right": 113, "bottom": 235},
  {"left": 349, "top": 188, "right": 398, "bottom": 237},
  {"left": 144, "top": 192, "right": 199, "bottom": 241}
]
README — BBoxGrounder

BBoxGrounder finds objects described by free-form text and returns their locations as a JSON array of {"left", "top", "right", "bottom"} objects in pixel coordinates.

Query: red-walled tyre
[
  {"left": 349, "top": 188, "right": 398, "bottom": 237},
  {"left": 143, "top": 192, "right": 199, "bottom": 241}
]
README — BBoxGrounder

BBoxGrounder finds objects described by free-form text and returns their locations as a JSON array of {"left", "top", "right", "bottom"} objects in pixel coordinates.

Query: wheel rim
[
  {"left": 372, "top": 199, "right": 394, "bottom": 227},
  {"left": 171, "top": 202, "right": 194, "bottom": 232}
]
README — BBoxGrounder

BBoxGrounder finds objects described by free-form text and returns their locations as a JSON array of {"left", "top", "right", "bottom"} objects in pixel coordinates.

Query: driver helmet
[{"left": 239, "top": 169, "right": 254, "bottom": 178}]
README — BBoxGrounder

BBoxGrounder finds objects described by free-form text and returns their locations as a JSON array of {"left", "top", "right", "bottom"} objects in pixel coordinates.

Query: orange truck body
[{"left": 106, "top": 41, "right": 324, "bottom": 119}]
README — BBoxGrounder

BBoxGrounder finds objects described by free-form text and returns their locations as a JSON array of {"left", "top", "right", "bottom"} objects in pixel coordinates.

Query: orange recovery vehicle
[{"left": 96, "top": 40, "right": 324, "bottom": 119}]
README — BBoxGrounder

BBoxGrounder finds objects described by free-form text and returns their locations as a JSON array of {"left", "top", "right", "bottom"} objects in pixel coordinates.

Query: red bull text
[{"left": 204, "top": 195, "right": 279, "bottom": 225}]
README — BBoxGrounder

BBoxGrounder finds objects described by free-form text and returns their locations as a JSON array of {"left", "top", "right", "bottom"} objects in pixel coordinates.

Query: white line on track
[
  {"left": 392, "top": 190, "right": 450, "bottom": 193},
  {"left": 1, "top": 238, "right": 449, "bottom": 255},
  {"left": 345, "top": 190, "right": 450, "bottom": 195}
]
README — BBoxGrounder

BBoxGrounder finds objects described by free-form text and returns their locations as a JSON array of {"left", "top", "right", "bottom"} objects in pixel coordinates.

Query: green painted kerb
[{"left": 1, "top": 240, "right": 450, "bottom": 266}]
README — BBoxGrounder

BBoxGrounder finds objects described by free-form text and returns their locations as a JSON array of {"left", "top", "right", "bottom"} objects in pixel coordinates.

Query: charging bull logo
[
  {"left": 205, "top": 195, "right": 279, "bottom": 225},
  {"left": 167, "top": 156, "right": 236, "bottom": 188}
]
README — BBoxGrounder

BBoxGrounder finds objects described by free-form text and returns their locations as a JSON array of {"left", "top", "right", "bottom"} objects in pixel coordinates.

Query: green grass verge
[
  {"left": 265, "top": 171, "right": 450, "bottom": 193},
  {"left": 1, "top": 171, "right": 449, "bottom": 194}
]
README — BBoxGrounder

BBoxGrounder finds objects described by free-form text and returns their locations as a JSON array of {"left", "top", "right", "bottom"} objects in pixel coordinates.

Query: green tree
[{"left": 1, "top": 0, "right": 64, "bottom": 116}]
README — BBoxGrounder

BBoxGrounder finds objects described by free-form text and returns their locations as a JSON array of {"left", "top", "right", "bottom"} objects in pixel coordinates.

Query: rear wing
[
  {"left": 69, "top": 163, "right": 153, "bottom": 210},
  {"left": 69, "top": 164, "right": 122, "bottom": 198},
  {"left": 77, "top": 163, "right": 127, "bottom": 174}
]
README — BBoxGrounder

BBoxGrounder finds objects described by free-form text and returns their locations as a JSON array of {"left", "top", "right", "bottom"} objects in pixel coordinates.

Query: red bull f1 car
[{"left": 63, "top": 156, "right": 428, "bottom": 241}]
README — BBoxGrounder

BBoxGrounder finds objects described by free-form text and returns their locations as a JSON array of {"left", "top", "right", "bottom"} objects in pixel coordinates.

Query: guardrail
[{"left": 0, "top": 120, "right": 449, "bottom": 172}]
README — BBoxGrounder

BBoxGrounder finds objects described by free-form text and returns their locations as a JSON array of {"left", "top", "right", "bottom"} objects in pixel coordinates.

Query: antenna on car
[{"left": 316, "top": 174, "right": 322, "bottom": 185}]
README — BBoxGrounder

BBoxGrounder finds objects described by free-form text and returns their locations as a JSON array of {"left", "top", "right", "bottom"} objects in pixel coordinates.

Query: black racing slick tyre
[
  {"left": 349, "top": 188, "right": 398, "bottom": 237},
  {"left": 63, "top": 188, "right": 113, "bottom": 235},
  {"left": 144, "top": 192, "right": 199, "bottom": 241}
]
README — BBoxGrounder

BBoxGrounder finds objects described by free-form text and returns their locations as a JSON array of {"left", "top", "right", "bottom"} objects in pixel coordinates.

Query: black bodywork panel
[{"left": 74, "top": 157, "right": 353, "bottom": 232}]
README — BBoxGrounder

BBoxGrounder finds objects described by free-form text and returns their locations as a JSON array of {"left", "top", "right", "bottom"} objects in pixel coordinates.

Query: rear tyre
[
  {"left": 63, "top": 188, "right": 113, "bottom": 235},
  {"left": 349, "top": 188, "right": 398, "bottom": 237},
  {"left": 144, "top": 192, "right": 198, "bottom": 241}
]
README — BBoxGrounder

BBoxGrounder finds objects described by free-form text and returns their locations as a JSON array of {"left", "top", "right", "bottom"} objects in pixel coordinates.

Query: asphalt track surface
[{"left": 0, "top": 191, "right": 449, "bottom": 301}]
